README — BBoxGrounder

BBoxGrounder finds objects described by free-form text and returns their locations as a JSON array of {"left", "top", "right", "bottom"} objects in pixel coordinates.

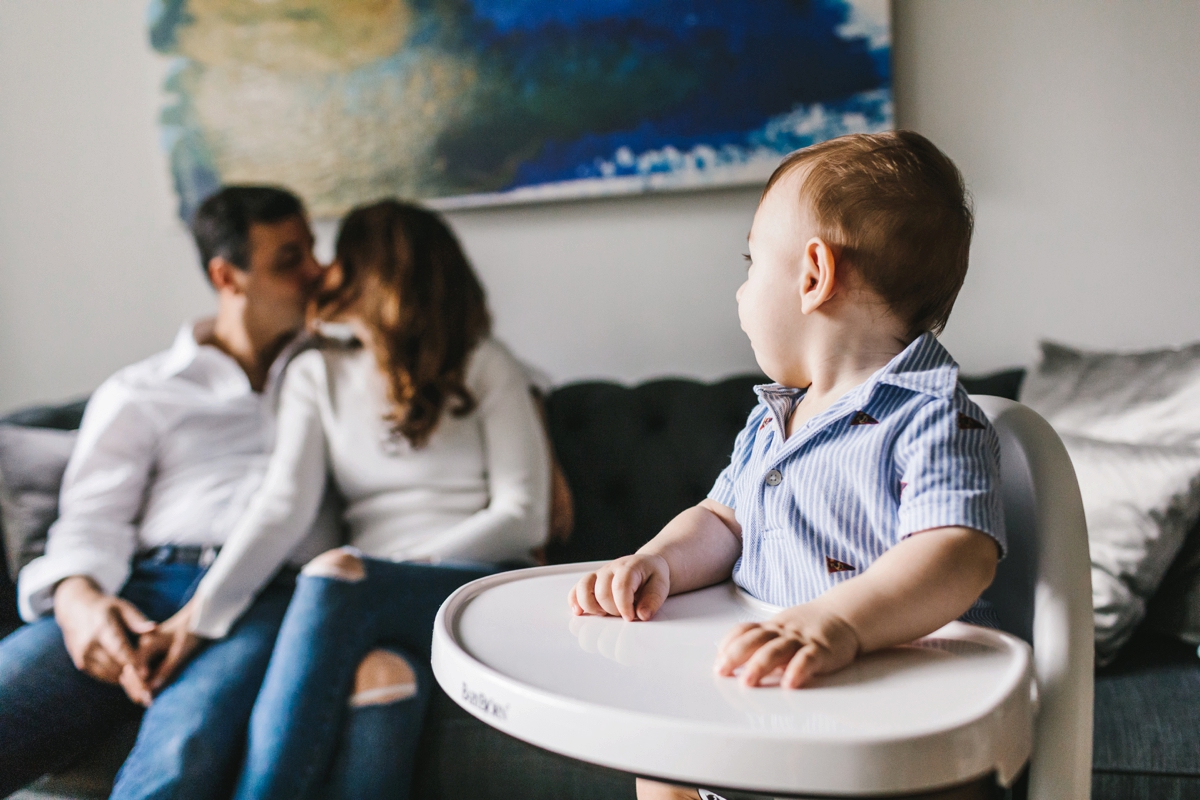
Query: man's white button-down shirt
[{"left": 18, "top": 320, "right": 337, "bottom": 621}]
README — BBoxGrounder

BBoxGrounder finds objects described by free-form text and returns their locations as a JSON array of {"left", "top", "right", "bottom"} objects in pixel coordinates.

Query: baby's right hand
[{"left": 568, "top": 553, "right": 671, "bottom": 622}]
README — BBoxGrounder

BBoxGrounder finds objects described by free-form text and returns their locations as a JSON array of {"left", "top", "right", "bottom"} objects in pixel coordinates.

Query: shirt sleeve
[
  {"left": 708, "top": 402, "right": 770, "bottom": 510},
  {"left": 17, "top": 379, "right": 157, "bottom": 621},
  {"left": 893, "top": 394, "right": 1006, "bottom": 556},
  {"left": 189, "top": 354, "right": 330, "bottom": 639},
  {"left": 403, "top": 341, "right": 551, "bottom": 564}
]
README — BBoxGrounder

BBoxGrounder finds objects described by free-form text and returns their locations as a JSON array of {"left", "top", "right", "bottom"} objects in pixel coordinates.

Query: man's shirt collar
[
  {"left": 159, "top": 320, "right": 206, "bottom": 379},
  {"left": 158, "top": 318, "right": 312, "bottom": 401}
]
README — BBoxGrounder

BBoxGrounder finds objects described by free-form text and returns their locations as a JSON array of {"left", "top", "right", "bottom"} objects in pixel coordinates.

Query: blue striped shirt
[{"left": 709, "top": 334, "right": 1005, "bottom": 622}]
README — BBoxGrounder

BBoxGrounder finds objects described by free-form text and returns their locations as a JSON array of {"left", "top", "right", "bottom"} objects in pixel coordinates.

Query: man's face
[
  {"left": 240, "top": 214, "right": 323, "bottom": 336},
  {"left": 736, "top": 170, "right": 813, "bottom": 383}
]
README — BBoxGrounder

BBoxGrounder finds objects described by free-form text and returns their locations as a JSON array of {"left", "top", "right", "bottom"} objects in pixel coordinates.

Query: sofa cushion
[{"left": 1093, "top": 628, "right": 1200, "bottom": 799}]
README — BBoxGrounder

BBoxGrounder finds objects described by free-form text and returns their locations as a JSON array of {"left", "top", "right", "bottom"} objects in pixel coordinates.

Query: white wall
[
  {"left": 897, "top": 1, "right": 1200, "bottom": 371},
  {"left": 2, "top": 1, "right": 1199, "bottom": 413},
  {"left": 0, "top": 0, "right": 210, "bottom": 413}
]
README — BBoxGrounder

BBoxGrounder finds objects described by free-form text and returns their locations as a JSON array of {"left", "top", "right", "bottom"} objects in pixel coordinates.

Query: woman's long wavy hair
[{"left": 321, "top": 200, "right": 491, "bottom": 449}]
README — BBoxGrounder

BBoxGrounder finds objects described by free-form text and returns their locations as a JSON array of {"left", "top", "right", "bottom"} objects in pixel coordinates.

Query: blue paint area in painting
[
  {"left": 468, "top": 0, "right": 642, "bottom": 32},
  {"left": 455, "top": 0, "right": 890, "bottom": 191},
  {"left": 511, "top": 90, "right": 891, "bottom": 188}
]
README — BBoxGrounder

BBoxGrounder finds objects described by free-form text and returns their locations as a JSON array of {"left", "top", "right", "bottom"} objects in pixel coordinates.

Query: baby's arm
[
  {"left": 717, "top": 525, "right": 998, "bottom": 688},
  {"left": 568, "top": 499, "right": 741, "bottom": 621}
]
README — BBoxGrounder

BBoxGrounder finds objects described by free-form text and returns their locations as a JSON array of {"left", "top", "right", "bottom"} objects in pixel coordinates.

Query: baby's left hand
[{"left": 715, "top": 601, "right": 860, "bottom": 688}]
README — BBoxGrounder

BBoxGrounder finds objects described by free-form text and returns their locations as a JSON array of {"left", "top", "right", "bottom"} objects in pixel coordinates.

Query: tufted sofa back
[{"left": 542, "top": 376, "right": 763, "bottom": 564}]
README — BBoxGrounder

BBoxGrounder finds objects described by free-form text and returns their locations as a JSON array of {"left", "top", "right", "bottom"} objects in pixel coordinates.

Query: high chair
[{"left": 431, "top": 397, "right": 1093, "bottom": 798}]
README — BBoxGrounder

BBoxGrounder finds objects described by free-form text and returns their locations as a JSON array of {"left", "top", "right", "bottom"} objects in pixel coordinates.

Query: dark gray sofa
[{"left": 1, "top": 370, "right": 1197, "bottom": 799}]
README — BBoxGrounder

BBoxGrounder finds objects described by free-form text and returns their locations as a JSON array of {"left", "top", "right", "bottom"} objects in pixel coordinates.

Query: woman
[{"left": 155, "top": 200, "right": 551, "bottom": 799}]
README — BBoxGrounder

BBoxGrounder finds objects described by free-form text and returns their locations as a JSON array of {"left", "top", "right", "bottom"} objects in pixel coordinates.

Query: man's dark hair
[{"left": 191, "top": 186, "right": 306, "bottom": 279}]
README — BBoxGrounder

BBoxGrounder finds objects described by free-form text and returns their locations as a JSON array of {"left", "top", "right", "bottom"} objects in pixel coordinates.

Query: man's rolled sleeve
[
  {"left": 894, "top": 396, "right": 1006, "bottom": 557},
  {"left": 17, "top": 381, "right": 156, "bottom": 620}
]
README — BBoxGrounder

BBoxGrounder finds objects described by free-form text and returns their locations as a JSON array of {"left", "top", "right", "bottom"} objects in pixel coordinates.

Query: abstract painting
[{"left": 149, "top": 0, "right": 891, "bottom": 219}]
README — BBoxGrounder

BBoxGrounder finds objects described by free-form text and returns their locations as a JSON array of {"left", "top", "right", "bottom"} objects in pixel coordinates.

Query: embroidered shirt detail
[
  {"left": 826, "top": 557, "right": 857, "bottom": 574},
  {"left": 850, "top": 410, "right": 879, "bottom": 426},
  {"left": 759, "top": 417, "right": 773, "bottom": 431},
  {"left": 957, "top": 413, "right": 986, "bottom": 430}
]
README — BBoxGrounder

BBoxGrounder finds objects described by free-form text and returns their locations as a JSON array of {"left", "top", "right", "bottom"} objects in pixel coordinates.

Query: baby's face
[{"left": 737, "top": 170, "right": 815, "bottom": 384}]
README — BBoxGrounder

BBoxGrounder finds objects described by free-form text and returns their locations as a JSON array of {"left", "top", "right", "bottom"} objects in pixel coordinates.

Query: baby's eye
[{"left": 742, "top": 253, "right": 752, "bottom": 270}]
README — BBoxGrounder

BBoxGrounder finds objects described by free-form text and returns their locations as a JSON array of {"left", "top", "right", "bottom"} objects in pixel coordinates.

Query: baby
[{"left": 569, "top": 131, "right": 1006, "bottom": 800}]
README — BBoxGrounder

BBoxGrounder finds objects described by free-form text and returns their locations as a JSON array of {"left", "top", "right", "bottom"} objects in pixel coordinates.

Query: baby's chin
[
  {"left": 751, "top": 353, "right": 788, "bottom": 386},
  {"left": 754, "top": 354, "right": 807, "bottom": 389},
  {"left": 745, "top": 332, "right": 803, "bottom": 386}
]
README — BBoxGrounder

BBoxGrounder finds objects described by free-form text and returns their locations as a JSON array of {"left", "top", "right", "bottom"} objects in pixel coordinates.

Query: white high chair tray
[{"left": 432, "top": 562, "right": 1034, "bottom": 796}]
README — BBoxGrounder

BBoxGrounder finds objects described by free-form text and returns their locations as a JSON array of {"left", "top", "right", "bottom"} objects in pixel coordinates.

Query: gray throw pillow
[
  {"left": 1020, "top": 341, "right": 1200, "bottom": 662},
  {"left": 1059, "top": 434, "right": 1200, "bottom": 660},
  {"left": 0, "top": 425, "right": 78, "bottom": 581},
  {"left": 1021, "top": 340, "right": 1200, "bottom": 446}
]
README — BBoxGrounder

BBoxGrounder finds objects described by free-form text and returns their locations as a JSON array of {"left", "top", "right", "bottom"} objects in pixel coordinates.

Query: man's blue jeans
[
  {"left": 0, "top": 555, "right": 294, "bottom": 799},
  {"left": 232, "top": 557, "right": 495, "bottom": 800}
]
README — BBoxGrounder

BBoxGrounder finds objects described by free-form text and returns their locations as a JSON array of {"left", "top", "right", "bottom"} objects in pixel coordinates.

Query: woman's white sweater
[{"left": 190, "top": 337, "right": 551, "bottom": 638}]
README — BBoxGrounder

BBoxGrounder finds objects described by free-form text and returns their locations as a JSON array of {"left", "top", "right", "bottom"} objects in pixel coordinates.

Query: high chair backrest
[{"left": 973, "top": 396, "right": 1094, "bottom": 800}]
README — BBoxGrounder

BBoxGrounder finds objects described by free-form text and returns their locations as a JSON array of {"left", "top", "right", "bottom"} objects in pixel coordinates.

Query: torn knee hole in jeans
[
  {"left": 348, "top": 682, "right": 418, "bottom": 707},
  {"left": 301, "top": 547, "right": 366, "bottom": 582},
  {"left": 348, "top": 649, "right": 418, "bottom": 707}
]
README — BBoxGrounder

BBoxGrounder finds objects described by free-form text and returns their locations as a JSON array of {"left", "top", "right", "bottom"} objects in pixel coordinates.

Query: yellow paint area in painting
[
  {"left": 176, "top": 0, "right": 410, "bottom": 73},
  {"left": 187, "top": 58, "right": 479, "bottom": 214},
  {"left": 173, "top": 0, "right": 482, "bottom": 215}
]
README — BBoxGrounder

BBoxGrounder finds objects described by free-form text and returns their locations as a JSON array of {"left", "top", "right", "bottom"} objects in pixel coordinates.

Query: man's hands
[
  {"left": 54, "top": 576, "right": 156, "bottom": 704},
  {"left": 715, "top": 601, "right": 860, "bottom": 689},
  {"left": 53, "top": 578, "right": 207, "bottom": 707},
  {"left": 568, "top": 553, "right": 671, "bottom": 621},
  {"left": 139, "top": 599, "right": 205, "bottom": 697}
]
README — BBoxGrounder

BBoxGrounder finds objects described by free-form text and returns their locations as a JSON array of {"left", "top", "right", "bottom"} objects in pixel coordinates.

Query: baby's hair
[{"left": 764, "top": 131, "right": 973, "bottom": 339}]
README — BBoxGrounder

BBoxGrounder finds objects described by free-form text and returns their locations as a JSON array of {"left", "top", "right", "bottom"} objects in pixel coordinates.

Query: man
[{"left": 0, "top": 186, "right": 335, "bottom": 799}]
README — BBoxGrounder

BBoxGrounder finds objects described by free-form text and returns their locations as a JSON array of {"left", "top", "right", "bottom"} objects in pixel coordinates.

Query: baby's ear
[{"left": 798, "top": 236, "right": 838, "bottom": 314}]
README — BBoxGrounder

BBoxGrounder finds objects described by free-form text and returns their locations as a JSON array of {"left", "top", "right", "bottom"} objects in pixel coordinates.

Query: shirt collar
[
  {"left": 158, "top": 318, "right": 312, "bottom": 400},
  {"left": 753, "top": 332, "right": 960, "bottom": 410},
  {"left": 158, "top": 320, "right": 207, "bottom": 379},
  {"left": 871, "top": 332, "right": 959, "bottom": 400}
]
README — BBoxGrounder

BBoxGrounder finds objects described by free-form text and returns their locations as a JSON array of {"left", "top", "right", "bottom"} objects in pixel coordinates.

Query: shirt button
[{"left": 765, "top": 469, "right": 783, "bottom": 486}]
